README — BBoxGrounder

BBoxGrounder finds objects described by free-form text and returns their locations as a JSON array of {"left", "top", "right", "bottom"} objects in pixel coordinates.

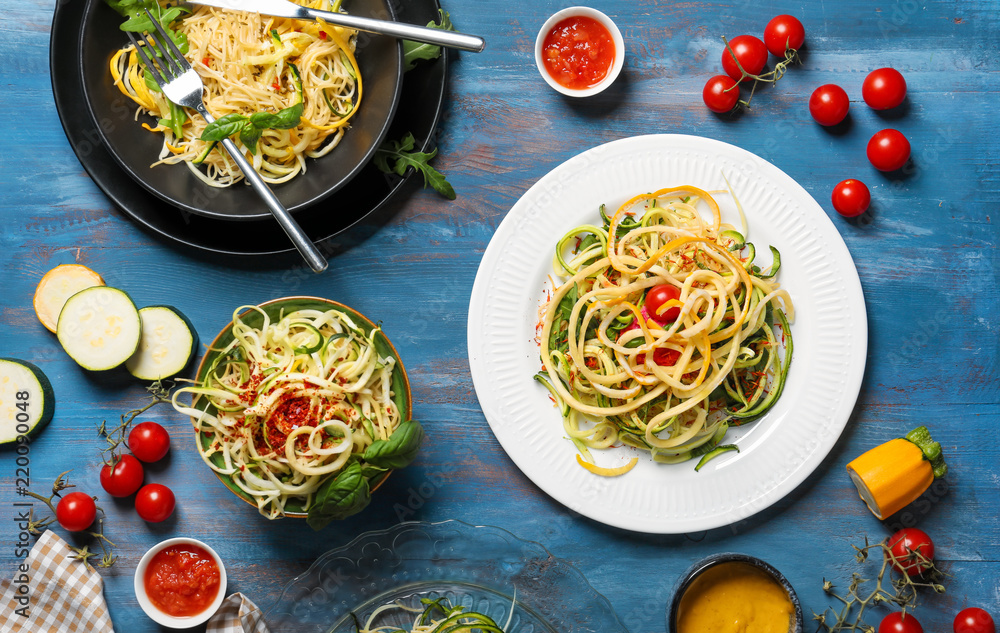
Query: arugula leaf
[
  {"left": 108, "top": 0, "right": 189, "bottom": 54},
  {"left": 306, "top": 461, "right": 371, "bottom": 530},
  {"left": 402, "top": 10, "right": 454, "bottom": 72},
  {"left": 363, "top": 420, "right": 424, "bottom": 469},
  {"left": 373, "top": 133, "right": 456, "bottom": 200}
]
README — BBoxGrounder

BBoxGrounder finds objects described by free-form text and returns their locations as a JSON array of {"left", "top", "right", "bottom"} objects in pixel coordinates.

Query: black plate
[
  {"left": 50, "top": 0, "right": 447, "bottom": 254},
  {"left": 79, "top": 0, "right": 402, "bottom": 221}
]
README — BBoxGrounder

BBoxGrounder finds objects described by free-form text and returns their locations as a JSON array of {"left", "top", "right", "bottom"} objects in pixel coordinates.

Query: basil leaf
[
  {"left": 250, "top": 102, "right": 303, "bottom": 130},
  {"left": 200, "top": 114, "right": 249, "bottom": 142},
  {"left": 239, "top": 125, "right": 263, "bottom": 152},
  {"left": 363, "top": 420, "right": 424, "bottom": 470},
  {"left": 306, "top": 461, "right": 371, "bottom": 530}
]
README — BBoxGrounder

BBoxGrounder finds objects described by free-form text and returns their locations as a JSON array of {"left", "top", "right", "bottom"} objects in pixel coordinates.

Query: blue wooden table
[{"left": 2, "top": 0, "right": 998, "bottom": 631}]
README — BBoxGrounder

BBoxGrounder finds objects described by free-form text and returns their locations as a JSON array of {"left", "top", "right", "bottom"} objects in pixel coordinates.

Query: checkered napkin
[
  {"left": 0, "top": 530, "right": 113, "bottom": 633},
  {"left": 206, "top": 593, "right": 272, "bottom": 633}
]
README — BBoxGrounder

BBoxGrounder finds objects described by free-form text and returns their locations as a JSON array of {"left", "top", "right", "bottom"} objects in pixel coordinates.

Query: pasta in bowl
[
  {"left": 79, "top": 0, "right": 403, "bottom": 219},
  {"left": 172, "top": 297, "right": 419, "bottom": 528}
]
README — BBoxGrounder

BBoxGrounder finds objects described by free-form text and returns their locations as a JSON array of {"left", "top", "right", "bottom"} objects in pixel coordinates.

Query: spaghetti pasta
[
  {"left": 110, "top": 0, "right": 361, "bottom": 185},
  {"left": 535, "top": 186, "right": 794, "bottom": 472}
]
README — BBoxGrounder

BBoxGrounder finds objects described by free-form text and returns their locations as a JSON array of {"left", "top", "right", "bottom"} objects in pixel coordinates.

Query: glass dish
[{"left": 263, "top": 520, "right": 628, "bottom": 632}]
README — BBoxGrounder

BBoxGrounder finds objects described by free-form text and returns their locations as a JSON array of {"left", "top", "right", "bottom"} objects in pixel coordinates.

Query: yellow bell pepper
[{"left": 846, "top": 426, "right": 947, "bottom": 520}]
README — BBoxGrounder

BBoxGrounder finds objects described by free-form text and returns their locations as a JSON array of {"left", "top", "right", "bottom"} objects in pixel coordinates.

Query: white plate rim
[{"left": 467, "top": 134, "right": 868, "bottom": 534}]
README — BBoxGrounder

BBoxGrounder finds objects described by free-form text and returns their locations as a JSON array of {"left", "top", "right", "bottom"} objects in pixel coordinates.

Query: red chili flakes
[
  {"left": 319, "top": 31, "right": 327, "bottom": 40},
  {"left": 201, "top": 57, "right": 211, "bottom": 66}
]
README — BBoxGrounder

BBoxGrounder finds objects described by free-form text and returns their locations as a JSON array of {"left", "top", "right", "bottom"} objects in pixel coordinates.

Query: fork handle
[{"left": 197, "top": 106, "right": 328, "bottom": 273}]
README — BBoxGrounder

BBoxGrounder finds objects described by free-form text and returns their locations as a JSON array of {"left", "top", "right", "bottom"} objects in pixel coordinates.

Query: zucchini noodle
[
  {"left": 171, "top": 305, "right": 401, "bottom": 519},
  {"left": 535, "top": 186, "right": 794, "bottom": 473},
  {"left": 110, "top": 0, "right": 362, "bottom": 185},
  {"left": 360, "top": 597, "right": 511, "bottom": 633}
]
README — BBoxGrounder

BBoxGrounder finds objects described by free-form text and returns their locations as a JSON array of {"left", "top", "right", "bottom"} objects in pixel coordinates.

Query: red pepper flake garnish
[
  {"left": 202, "top": 57, "right": 211, "bottom": 66},
  {"left": 272, "top": 80, "right": 281, "bottom": 91},
  {"left": 319, "top": 31, "right": 327, "bottom": 40}
]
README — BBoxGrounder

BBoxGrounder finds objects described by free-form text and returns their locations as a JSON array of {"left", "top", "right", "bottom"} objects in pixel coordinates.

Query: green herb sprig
[{"left": 373, "top": 134, "right": 455, "bottom": 200}]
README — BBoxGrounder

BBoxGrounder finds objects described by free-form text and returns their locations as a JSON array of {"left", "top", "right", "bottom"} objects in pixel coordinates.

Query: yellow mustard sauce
[{"left": 677, "top": 562, "right": 794, "bottom": 633}]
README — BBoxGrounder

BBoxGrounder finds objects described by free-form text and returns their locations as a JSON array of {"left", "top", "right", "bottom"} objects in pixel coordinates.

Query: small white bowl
[
  {"left": 134, "top": 537, "right": 227, "bottom": 629},
  {"left": 534, "top": 6, "right": 625, "bottom": 97}
]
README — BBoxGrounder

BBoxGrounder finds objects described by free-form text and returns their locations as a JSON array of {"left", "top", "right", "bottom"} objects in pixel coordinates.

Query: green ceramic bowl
[{"left": 190, "top": 296, "right": 411, "bottom": 518}]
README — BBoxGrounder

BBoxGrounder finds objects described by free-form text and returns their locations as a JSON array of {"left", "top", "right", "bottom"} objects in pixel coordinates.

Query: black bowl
[
  {"left": 78, "top": 0, "right": 403, "bottom": 221},
  {"left": 667, "top": 553, "right": 804, "bottom": 633}
]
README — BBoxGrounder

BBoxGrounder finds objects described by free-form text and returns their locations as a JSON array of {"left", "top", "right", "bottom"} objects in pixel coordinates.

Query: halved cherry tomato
[
  {"left": 645, "top": 284, "right": 681, "bottom": 324},
  {"left": 809, "top": 84, "right": 850, "bottom": 126},
  {"left": 721, "top": 35, "right": 768, "bottom": 82},
  {"left": 863, "top": 67, "right": 907, "bottom": 110},
  {"left": 703, "top": 75, "right": 739, "bottom": 113},
  {"left": 831, "top": 179, "right": 870, "bottom": 218},
  {"left": 100, "top": 454, "right": 144, "bottom": 498},
  {"left": 880, "top": 612, "right": 924, "bottom": 633},
  {"left": 763, "top": 15, "right": 805, "bottom": 57},
  {"left": 954, "top": 608, "right": 996, "bottom": 633},
  {"left": 867, "top": 129, "right": 910, "bottom": 171},
  {"left": 885, "top": 528, "right": 934, "bottom": 576},
  {"left": 653, "top": 348, "right": 681, "bottom": 366},
  {"left": 56, "top": 492, "right": 97, "bottom": 532}
]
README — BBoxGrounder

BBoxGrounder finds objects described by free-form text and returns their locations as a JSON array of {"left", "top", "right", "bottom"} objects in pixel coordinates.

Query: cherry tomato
[
  {"left": 867, "top": 129, "right": 910, "bottom": 171},
  {"left": 703, "top": 75, "right": 739, "bottom": 113},
  {"left": 809, "top": 84, "right": 850, "bottom": 126},
  {"left": 129, "top": 421, "right": 171, "bottom": 463},
  {"left": 653, "top": 347, "right": 681, "bottom": 367},
  {"left": 831, "top": 179, "right": 870, "bottom": 218},
  {"left": 880, "top": 612, "right": 924, "bottom": 633},
  {"left": 645, "top": 284, "right": 681, "bottom": 324},
  {"left": 863, "top": 67, "right": 907, "bottom": 110},
  {"left": 56, "top": 492, "right": 97, "bottom": 532},
  {"left": 135, "top": 483, "right": 175, "bottom": 523},
  {"left": 885, "top": 528, "right": 934, "bottom": 576},
  {"left": 954, "top": 608, "right": 996, "bottom": 633},
  {"left": 763, "top": 15, "right": 805, "bottom": 57},
  {"left": 721, "top": 35, "right": 768, "bottom": 82},
  {"left": 100, "top": 454, "right": 144, "bottom": 498}
]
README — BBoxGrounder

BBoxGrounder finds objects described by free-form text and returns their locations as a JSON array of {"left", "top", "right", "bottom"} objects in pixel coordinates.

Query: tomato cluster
[
  {"left": 699, "top": 16, "right": 914, "bottom": 220},
  {"left": 879, "top": 609, "right": 997, "bottom": 633},
  {"left": 874, "top": 529, "right": 996, "bottom": 633},
  {"left": 99, "top": 421, "right": 176, "bottom": 523},
  {"left": 702, "top": 15, "right": 804, "bottom": 114}
]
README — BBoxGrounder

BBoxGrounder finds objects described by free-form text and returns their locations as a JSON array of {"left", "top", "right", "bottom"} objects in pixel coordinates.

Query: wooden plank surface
[{"left": 1, "top": 0, "right": 998, "bottom": 631}]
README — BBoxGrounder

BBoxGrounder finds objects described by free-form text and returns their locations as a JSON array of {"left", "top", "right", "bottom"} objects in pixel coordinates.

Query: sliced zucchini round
[
  {"left": 57, "top": 286, "right": 142, "bottom": 372},
  {"left": 0, "top": 358, "right": 55, "bottom": 445},
  {"left": 33, "top": 264, "right": 105, "bottom": 333},
  {"left": 126, "top": 305, "right": 199, "bottom": 381}
]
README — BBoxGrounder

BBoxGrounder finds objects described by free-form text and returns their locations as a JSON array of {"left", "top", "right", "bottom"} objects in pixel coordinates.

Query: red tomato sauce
[
  {"left": 542, "top": 16, "right": 616, "bottom": 90},
  {"left": 144, "top": 544, "right": 221, "bottom": 617}
]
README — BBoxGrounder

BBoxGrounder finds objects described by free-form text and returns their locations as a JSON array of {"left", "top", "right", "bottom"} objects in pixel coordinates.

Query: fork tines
[{"left": 125, "top": 9, "right": 190, "bottom": 85}]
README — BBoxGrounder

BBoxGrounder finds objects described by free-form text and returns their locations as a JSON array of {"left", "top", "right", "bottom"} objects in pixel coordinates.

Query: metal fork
[{"left": 128, "top": 10, "right": 328, "bottom": 273}]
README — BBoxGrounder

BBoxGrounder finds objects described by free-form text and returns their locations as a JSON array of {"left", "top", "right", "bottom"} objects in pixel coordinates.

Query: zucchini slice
[
  {"left": 56, "top": 286, "right": 142, "bottom": 371},
  {"left": 0, "top": 358, "right": 55, "bottom": 444},
  {"left": 33, "top": 264, "right": 105, "bottom": 333},
  {"left": 126, "top": 306, "right": 199, "bottom": 381}
]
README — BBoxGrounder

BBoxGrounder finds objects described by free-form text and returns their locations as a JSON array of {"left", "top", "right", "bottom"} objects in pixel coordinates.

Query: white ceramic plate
[{"left": 467, "top": 134, "right": 867, "bottom": 534}]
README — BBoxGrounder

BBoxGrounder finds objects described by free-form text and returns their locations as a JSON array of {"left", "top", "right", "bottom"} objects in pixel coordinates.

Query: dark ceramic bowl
[
  {"left": 667, "top": 553, "right": 804, "bottom": 633},
  {"left": 78, "top": 0, "right": 403, "bottom": 221}
]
